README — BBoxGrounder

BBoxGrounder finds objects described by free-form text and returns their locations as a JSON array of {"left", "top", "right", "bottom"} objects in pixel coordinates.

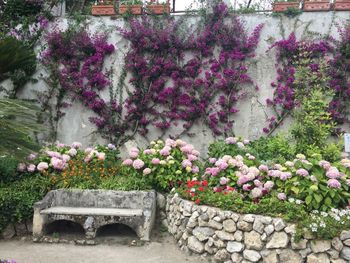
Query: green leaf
[{"left": 305, "top": 195, "right": 312, "bottom": 205}]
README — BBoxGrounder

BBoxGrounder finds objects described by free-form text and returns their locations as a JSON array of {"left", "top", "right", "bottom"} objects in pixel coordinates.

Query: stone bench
[{"left": 33, "top": 189, "right": 156, "bottom": 241}]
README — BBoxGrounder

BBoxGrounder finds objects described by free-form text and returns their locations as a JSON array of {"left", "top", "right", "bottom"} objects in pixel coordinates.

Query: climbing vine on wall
[
  {"left": 119, "top": 2, "right": 263, "bottom": 138},
  {"left": 42, "top": 2, "right": 263, "bottom": 145}
]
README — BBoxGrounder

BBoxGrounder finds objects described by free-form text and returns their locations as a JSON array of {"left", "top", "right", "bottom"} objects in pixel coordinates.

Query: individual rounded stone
[
  {"left": 233, "top": 230, "right": 243, "bottom": 242},
  {"left": 264, "top": 224, "right": 274, "bottom": 236},
  {"left": 187, "top": 236, "right": 204, "bottom": 254},
  {"left": 285, "top": 224, "right": 296, "bottom": 234},
  {"left": 261, "top": 250, "right": 278, "bottom": 263},
  {"left": 343, "top": 239, "right": 350, "bottom": 246},
  {"left": 331, "top": 259, "right": 347, "bottom": 263},
  {"left": 311, "top": 240, "right": 331, "bottom": 253},
  {"left": 208, "top": 220, "right": 223, "bottom": 230},
  {"left": 266, "top": 232, "right": 289, "bottom": 249},
  {"left": 253, "top": 219, "right": 265, "bottom": 234},
  {"left": 213, "top": 216, "right": 222, "bottom": 222},
  {"left": 327, "top": 249, "right": 340, "bottom": 260},
  {"left": 340, "top": 231, "right": 350, "bottom": 241},
  {"left": 193, "top": 227, "right": 215, "bottom": 242},
  {"left": 156, "top": 193, "right": 166, "bottom": 209},
  {"left": 213, "top": 238, "right": 226, "bottom": 248},
  {"left": 237, "top": 221, "right": 253, "bottom": 232},
  {"left": 291, "top": 238, "right": 308, "bottom": 250},
  {"left": 279, "top": 249, "right": 302, "bottom": 263},
  {"left": 204, "top": 242, "right": 215, "bottom": 255},
  {"left": 215, "top": 230, "right": 235, "bottom": 241},
  {"left": 332, "top": 237, "right": 343, "bottom": 252},
  {"left": 244, "top": 231, "right": 263, "bottom": 250},
  {"left": 273, "top": 218, "right": 286, "bottom": 231},
  {"left": 223, "top": 219, "right": 237, "bottom": 232},
  {"left": 307, "top": 253, "right": 330, "bottom": 263},
  {"left": 341, "top": 246, "right": 350, "bottom": 261},
  {"left": 214, "top": 249, "right": 230, "bottom": 261},
  {"left": 227, "top": 241, "right": 245, "bottom": 253},
  {"left": 243, "top": 249, "right": 261, "bottom": 262},
  {"left": 242, "top": 214, "right": 255, "bottom": 223},
  {"left": 231, "top": 213, "right": 240, "bottom": 222},
  {"left": 231, "top": 252, "right": 243, "bottom": 263}
]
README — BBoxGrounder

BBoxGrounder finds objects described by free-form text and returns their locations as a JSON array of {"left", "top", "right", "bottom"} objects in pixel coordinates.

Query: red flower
[
  {"left": 198, "top": 187, "right": 204, "bottom": 191},
  {"left": 195, "top": 199, "right": 200, "bottom": 204},
  {"left": 202, "top": 180, "right": 208, "bottom": 186}
]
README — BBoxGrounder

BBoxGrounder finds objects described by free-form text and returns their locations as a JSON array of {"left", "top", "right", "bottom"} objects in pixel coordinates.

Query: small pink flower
[
  {"left": 180, "top": 145, "right": 194, "bottom": 154},
  {"left": 71, "top": 142, "right": 82, "bottom": 149},
  {"left": 122, "top": 159, "right": 133, "bottom": 166},
  {"left": 191, "top": 150, "right": 200, "bottom": 156},
  {"left": 129, "top": 151, "right": 139, "bottom": 159},
  {"left": 160, "top": 146, "right": 171, "bottom": 156},
  {"left": 17, "top": 163, "right": 26, "bottom": 172},
  {"left": 319, "top": 160, "right": 331, "bottom": 170},
  {"left": 215, "top": 159, "right": 228, "bottom": 170},
  {"left": 27, "top": 164, "right": 36, "bottom": 172},
  {"left": 133, "top": 159, "right": 145, "bottom": 170},
  {"left": 225, "top": 137, "right": 237, "bottom": 144},
  {"left": 56, "top": 142, "right": 65, "bottom": 148},
  {"left": 46, "top": 151, "right": 61, "bottom": 158},
  {"left": 187, "top": 154, "right": 198, "bottom": 161},
  {"left": 68, "top": 148, "right": 77, "bottom": 157},
  {"left": 248, "top": 155, "right": 255, "bottom": 160},
  {"left": 280, "top": 172, "right": 292, "bottom": 181},
  {"left": 165, "top": 139, "right": 176, "bottom": 147},
  {"left": 51, "top": 157, "right": 66, "bottom": 170},
  {"left": 209, "top": 158, "right": 217, "bottom": 164},
  {"left": 62, "top": 154, "right": 71, "bottom": 162},
  {"left": 326, "top": 167, "right": 340, "bottom": 179},
  {"left": 192, "top": 166, "right": 200, "bottom": 173},
  {"left": 210, "top": 167, "right": 220, "bottom": 177},
  {"left": 27, "top": 153, "right": 37, "bottom": 160},
  {"left": 37, "top": 162, "right": 49, "bottom": 171},
  {"left": 258, "top": 164, "right": 269, "bottom": 172},
  {"left": 242, "top": 184, "right": 252, "bottom": 191},
  {"left": 264, "top": 181, "right": 274, "bottom": 190},
  {"left": 85, "top": 147, "right": 93, "bottom": 154},
  {"left": 220, "top": 177, "right": 229, "bottom": 185},
  {"left": 107, "top": 143, "right": 116, "bottom": 150},
  {"left": 327, "top": 179, "right": 341, "bottom": 188},
  {"left": 143, "top": 149, "right": 153, "bottom": 155},
  {"left": 151, "top": 158, "right": 160, "bottom": 165},
  {"left": 251, "top": 187, "right": 262, "bottom": 198},
  {"left": 277, "top": 193, "right": 286, "bottom": 200},
  {"left": 243, "top": 139, "right": 250, "bottom": 145},
  {"left": 143, "top": 168, "right": 151, "bottom": 175},
  {"left": 97, "top": 152, "right": 106, "bottom": 161},
  {"left": 296, "top": 168, "right": 309, "bottom": 177},
  {"left": 253, "top": 179, "right": 263, "bottom": 187},
  {"left": 182, "top": 159, "right": 192, "bottom": 168}
]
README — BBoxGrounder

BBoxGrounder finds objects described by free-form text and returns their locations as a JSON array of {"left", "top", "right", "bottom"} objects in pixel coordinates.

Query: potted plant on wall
[
  {"left": 145, "top": 0, "right": 170, "bottom": 15},
  {"left": 303, "top": 0, "right": 331, "bottom": 11},
  {"left": 334, "top": 0, "right": 350, "bottom": 11},
  {"left": 273, "top": 0, "right": 300, "bottom": 12},
  {"left": 91, "top": 0, "right": 116, "bottom": 15},
  {"left": 119, "top": 0, "right": 143, "bottom": 15}
]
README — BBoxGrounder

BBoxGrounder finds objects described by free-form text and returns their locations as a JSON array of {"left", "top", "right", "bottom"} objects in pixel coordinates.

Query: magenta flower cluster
[{"left": 118, "top": 2, "right": 263, "bottom": 136}]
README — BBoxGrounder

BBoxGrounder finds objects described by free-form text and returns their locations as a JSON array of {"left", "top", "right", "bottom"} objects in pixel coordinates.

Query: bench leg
[
  {"left": 84, "top": 216, "right": 96, "bottom": 239},
  {"left": 32, "top": 210, "right": 47, "bottom": 238}
]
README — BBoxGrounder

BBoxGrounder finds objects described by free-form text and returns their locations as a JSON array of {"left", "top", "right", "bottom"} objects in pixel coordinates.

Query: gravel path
[{"left": 0, "top": 236, "right": 205, "bottom": 263}]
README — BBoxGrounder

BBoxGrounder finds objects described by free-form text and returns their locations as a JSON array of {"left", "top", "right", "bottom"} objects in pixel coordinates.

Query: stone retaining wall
[{"left": 166, "top": 194, "right": 350, "bottom": 263}]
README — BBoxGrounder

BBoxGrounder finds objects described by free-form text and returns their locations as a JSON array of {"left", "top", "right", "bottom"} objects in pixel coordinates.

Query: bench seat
[{"left": 40, "top": 207, "right": 144, "bottom": 217}]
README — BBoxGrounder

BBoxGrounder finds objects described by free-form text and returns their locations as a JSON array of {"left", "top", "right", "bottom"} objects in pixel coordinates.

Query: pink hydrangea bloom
[
  {"left": 242, "top": 184, "right": 252, "bottom": 191},
  {"left": 187, "top": 154, "right": 198, "bottom": 161},
  {"left": 180, "top": 144, "right": 194, "bottom": 154},
  {"left": 220, "top": 177, "right": 229, "bottom": 185},
  {"left": 133, "top": 159, "right": 145, "bottom": 170},
  {"left": 27, "top": 153, "right": 37, "bottom": 160},
  {"left": 68, "top": 148, "right": 77, "bottom": 157},
  {"left": 56, "top": 142, "right": 65, "bottom": 148},
  {"left": 253, "top": 179, "right": 263, "bottom": 187},
  {"left": 326, "top": 167, "right": 340, "bottom": 179},
  {"left": 46, "top": 151, "right": 61, "bottom": 158},
  {"left": 264, "top": 181, "right": 274, "bottom": 190},
  {"left": 107, "top": 143, "right": 116, "bottom": 150},
  {"left": 129, "top": 151, "right": 139, "bottom": 159},
  {"left": 17, "top": 163, "right": 26, "bottom": 172},
  {"left": 27, "top": 164, "right": 36, "bottom": 172},
  {"left": 37, "top": 162, "right": 49, "bottom": 171},
  {"left": 280, "top": 172, "right": 292, "bottom": 181},
  {"left": 159, "top": 146, "right": 171, "bottom": 156},
  {"left": 327, "top": 179, "right": 341, "bottom": 188},
  {"left": 258, "top": 164, "right": 269, "bottom": 172},
  {"left": 248, "top": 155, "right": 255, "bottom": 160},
  {"left": 85, "top": 147, "right": 93, "bottom": 154},
  {"left": 143, "top": 168, "right": 151, "bottom": 175},
  {"left": 215, "top": 159, "right": 228, "bottom": 170},
  {"left": 319, "top": 160, "right": 331, "bottom": 170},
  {"left": 277, "top": 193, "right": 286, "bottom": 200},
  {"left": 192, "top": 166, "right": 200, "bottom": 173},
  {"left": 251, "top": 187, "right": 262, "bottom": 198},
  {"left": 151, "top": 158, "right": 160, "bottom": 165},
  {"left": 71, "top": 142, "right": 82, "bottom": 149},
  {"left": 310, "top": 175, "right": 317, "bottom": 182},
  {"left": 181, "top": 159, "right": 192, "bottom": 168},
  {"left": 165, "top": 139, "right": 176, "bottom": 147},
  {"left": 122, "top": 159, "right": 133, "bottom": 166},
  {"left": 97, "top": 152, "right": 106, "bottom": 161},
  {"left": 143, "top": 149, "right": 153, "bottom": 155},
  {"left": 51, "top": 157, "right": 66, "bottom": 170},
  {"left": 62, "top": 154, "right": 71, "bottom": 162},
  {"left": 249, "top": 167, "right": 260, "bottom": 177},
  {"left": 296, "top": 168, "right": 309, "bottom": 177},
  {"left": 210, "top": 167, "right": 220, "bottom": 177},
  {"left": 209, "top": 158, "right": 217, "bottom": 164},
  {"left": 225, "top": 137, "right": 237, "bottom": 144},
  {"left": 191, "top": 150, "right": 200, "bottom": 156}
]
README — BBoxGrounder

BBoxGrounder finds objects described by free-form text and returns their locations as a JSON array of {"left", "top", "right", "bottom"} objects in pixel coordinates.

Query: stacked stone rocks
[{"left": 166, "top": 194, "right": 350, "bottom": 263}]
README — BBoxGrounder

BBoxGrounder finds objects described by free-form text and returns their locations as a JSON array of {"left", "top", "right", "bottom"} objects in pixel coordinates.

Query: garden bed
[{"left": 167, "top": 194, "right": 350, "bottom": 262}]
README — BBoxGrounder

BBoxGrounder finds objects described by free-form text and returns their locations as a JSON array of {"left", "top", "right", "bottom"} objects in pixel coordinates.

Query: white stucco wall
[{"left": 2, "top": 12, "right": 349, "bottom": 154}]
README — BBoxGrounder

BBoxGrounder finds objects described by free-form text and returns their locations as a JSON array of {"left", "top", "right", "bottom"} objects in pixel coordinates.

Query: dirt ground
[{"left": 0, "top": 229, "right": 206, "bottom": 263}]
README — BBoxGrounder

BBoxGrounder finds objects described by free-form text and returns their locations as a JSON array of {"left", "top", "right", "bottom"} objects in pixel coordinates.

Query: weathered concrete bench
[{"left": 33, "top": 189, "right": 156, "bottom": 241}]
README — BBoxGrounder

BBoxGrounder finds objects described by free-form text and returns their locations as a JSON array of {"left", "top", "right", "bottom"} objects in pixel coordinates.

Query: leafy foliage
[{"left": 0, "top": 99, "right": 42, "bottom": 159}]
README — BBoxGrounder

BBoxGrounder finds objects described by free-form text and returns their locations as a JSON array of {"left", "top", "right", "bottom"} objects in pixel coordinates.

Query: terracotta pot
[
  {"left": 334, "top": 0, "right": 350, "bottom": 10},
  {"left": 119, "top": 5, "right": 142, "bottom": 15},
  {"left": 303, "top": 1, "right": 331, "bottom": 11},
  {"left": 146, "top": 4, "right": 170, "bottom": 14},
  {"left": 91, "top": 5, "right": 115, "bottom": 15},
  {"left": 273, "top": 2, "right": 300, "bottom": 12}
]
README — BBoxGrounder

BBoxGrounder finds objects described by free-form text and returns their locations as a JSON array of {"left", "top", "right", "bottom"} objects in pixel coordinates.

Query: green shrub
[
  {"left": 207, "top": 137, "right": 248, "bottom": 159},
  {"left": 0, "top": 156, "right": 19, "bottom": 184},
  {"left": 0, "top": 174, "right": 50, "bottom": 232}
]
